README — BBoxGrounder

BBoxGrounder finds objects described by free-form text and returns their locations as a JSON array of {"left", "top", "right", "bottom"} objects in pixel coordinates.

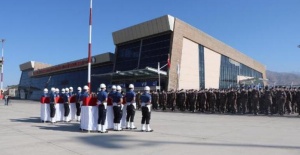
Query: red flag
[{"left": 167, "top": 54, "right": 170, "bottom": 69}]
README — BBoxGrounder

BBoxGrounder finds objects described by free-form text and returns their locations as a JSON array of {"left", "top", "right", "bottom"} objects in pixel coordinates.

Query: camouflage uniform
[
  {"left": 240, "top": 89, "right": 248, "bottom": 114},
  {"left": 251, "top": 89, "right": 260, "bottom": 115},
  {"left": 264, "top": 87, "right": 273, "bottom": 115}
]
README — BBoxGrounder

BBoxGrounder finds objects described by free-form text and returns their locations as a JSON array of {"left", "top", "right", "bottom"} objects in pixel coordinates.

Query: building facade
[
  {"left": 112, "top": 15, "right": 266, "bottom": 90},
  {"left": 19, "top": 15, "right": 266, "bottom": 100}
]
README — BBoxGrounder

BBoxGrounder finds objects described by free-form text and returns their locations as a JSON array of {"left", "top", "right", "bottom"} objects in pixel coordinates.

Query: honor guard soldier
[
  {"left": 141, "top": 86, "right": 153, "bottom": 132},
  {"left": 112, "top": 85, "right": 123, "bottom": 131},
  {"left": 69, "top": 87, "right": 74, "bottom": 96},
  {"left": 62, "top": 88, "right": 70, "bottom": 122},
  {"left": 43, "top": 88, "right": 48, "bottom": 97},
  {"left": 125, "top": 84, "right": 137, "bottom": 129},
  {"left": 97, "top": 83, "right": 108, "bottom": 133},
  {"left": 75, "top": 87, "right": 82, "bottom": 121},
  {"left": 55, "top": 88, "right": 60, "bottom": 97},
  {"left": 49, "top": 87, "right": 57, "bottom": 123}
]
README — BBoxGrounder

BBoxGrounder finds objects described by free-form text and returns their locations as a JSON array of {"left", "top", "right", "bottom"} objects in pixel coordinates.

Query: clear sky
[{"left": 0, "top": 0, "right": 299, "bottom": 87}]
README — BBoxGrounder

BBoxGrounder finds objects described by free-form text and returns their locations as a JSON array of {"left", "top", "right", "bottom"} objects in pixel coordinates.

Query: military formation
[
  {"left": 140, "top": 86, "right": 300, "bottom": 116},
  {"left": 41, "top": 84, "right": 154, "bottom": 133}
]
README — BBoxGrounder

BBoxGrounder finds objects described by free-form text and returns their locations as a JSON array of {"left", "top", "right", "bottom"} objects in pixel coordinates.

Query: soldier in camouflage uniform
[
  {"left": 159, "top": 90, "right": 167, "bottom": 111},
  {"left": 259, "top": 88, "right": 265, "bottom": 114},
  {"left": 248, "top": 87, "right": 253, "bottom": 114},
  {"left": 219, "top": 89, "right": 227, "bottom": 113},
  {"left": 209, "top": 89, "right": 217, "bottom": 113},
  {"left": 178, "top": 89, "right": 186, "bottom": 111},
  {"left": 264, "top": 86, "right": 273, "bottom": 115},
  {"left": 200, "top": 89, "right": 207, "bottom": 112},
  {"left": 240, "top": 87, "right": 248, "bottom": 114},
  {"left": 285, "top": 87, "right": 292, "bottom": 114},
  {"left": 151, "top": 90, "right": 159, "bottom": 110},
  {"left": 169, "top": 90, "right": 176, "bottom": 111},
  {"left": 189, "top": 90, "right": 197, "bottom": 112},
  {"left": 252, "top": 87, "right": 260, "bottom": 115},
  {"left": 136, "top": 91, "right": 141, "bottom": 110},
  {"left": 271, "top": 87, "right": 278, "bottom": 114},
  {"left": 228, "top": 88, "right": 237, "bottom": 114},
  {"left": 277, "top": 86, "right": 287, "bottom": 115},
  {"left": 296, "top": 87, "right": 300, "bottom": 115}
]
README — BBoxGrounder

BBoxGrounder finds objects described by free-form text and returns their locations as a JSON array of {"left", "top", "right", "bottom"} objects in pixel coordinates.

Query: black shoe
[
  {"left": 130, "top": 127, "right": 137, "bottom": 130},
  {"left": 146, "top": 129, "right": 154, "bottom": 132}
]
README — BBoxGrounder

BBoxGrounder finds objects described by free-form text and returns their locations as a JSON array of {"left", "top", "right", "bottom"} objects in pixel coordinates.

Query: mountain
[{"left": 266, "top": 70, "right": 300, "bottom": 86}]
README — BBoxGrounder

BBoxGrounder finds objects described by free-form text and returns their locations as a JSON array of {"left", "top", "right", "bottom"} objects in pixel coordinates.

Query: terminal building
[{"left": 19, "top": 15, "right": 266, "bottom": 100}]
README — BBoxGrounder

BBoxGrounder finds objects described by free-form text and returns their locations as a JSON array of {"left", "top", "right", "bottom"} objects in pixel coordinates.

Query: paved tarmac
[{"left": 1, "top": 100, "right": 300, "bottom": 155}]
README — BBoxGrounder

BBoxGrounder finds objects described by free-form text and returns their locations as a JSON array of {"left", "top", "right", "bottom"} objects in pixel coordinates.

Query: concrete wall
[
  {"left": 168, "top": 17, "right": 266, "bottom": 90},
  {"left": 204, "top": 47, "right": 221, "bottom": 89},
  {"left": 178, "top": 38, "right": 200, "bottom": 89}
]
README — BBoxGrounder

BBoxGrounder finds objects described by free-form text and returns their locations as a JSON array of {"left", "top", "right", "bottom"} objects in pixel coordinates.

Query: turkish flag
[{"left": 167, "top": 54, "right": 170, "bottom": 69}]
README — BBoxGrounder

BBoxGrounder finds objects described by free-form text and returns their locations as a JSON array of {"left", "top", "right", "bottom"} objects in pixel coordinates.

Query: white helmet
[
  {"left": 69, "top": 87, "right": 73, "bottom": 91},
  {"left": 43, "top": 88, "right": 48, "bottom": 93},
  {"left": 55, "top": 88, "right": 59, "bottom": 92},
  {"left": 83, "top": 85, "right": 89, "bottom": 90},
  {"left": 100, "top": 83, "right": 106, "bottom": 89},
  {"left": 116, "top": 85, "right": 122, "bottom": 91},
  {"left": 51, "top": 87, "right": 55, "bottom": 92},
  {"left": 112, "top": 85, "right": 116, "bottom": 90},
  {"left": 61, "top": 88, "right": 65, "bottom": 93},
  {"left": 129, "top": 84, "right": 134, "bottom": 89},
  {"left": 77, "top": 87, "right": 82, "bottom": 91},
  {"left": 144, "top": 86, "right": 150, "bottom": 91},
  {"left": 65, "top": 88, "right": 69, "bottom": 92}
]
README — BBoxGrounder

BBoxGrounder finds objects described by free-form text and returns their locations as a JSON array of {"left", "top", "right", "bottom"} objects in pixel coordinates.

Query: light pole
[{"left": 0, "top": 39, "right": 5, "bottom": 99}]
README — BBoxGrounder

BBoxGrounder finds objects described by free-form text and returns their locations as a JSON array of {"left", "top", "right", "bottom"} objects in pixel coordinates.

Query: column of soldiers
[{"left": 141, "top": 86, "right": 300, "bottom": 116}]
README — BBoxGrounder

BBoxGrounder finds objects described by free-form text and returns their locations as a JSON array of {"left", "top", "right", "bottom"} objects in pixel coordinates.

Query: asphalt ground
[{"left": 1, "top": 100, "right": 300, "bottom": 155}]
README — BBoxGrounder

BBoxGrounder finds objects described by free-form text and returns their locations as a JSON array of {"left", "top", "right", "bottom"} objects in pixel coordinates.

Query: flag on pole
[{"left": 167, "top": 54, "right": 170, "bottom": 69}]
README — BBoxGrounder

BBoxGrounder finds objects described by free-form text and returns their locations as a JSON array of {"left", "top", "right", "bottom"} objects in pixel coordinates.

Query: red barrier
[
  {"left": 55, "top": 97, "right": 64, "bottom": 104},
  {"left": 40, "top": 97, "right": 50, "bottom": 104},
  {"left": 70, "top": 96, "right": 76, "bottom": 103},
  {"left": 82, "top": 97, "right": 98, "bottom": 106},
  {"left": 107, "top": 97, "right": 112, "bottom": 106}
]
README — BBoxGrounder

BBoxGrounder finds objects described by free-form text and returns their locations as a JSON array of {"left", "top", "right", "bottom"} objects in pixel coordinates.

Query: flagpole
[
  {"left": 87, "top": 0, "right": 93, "bottom": 93},
  {"left": 158, "top": 62, "right": 160, "bottom": 91},
  {"left": 0, "top": 39, "right": 5, "bottom": 99}
]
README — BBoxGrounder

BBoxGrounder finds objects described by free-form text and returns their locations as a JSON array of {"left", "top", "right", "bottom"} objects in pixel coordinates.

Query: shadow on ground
[
  {"left": 10, "top": 117, "right": 42, "bottom": 123},
  {"left": 77, "top": 134, "right": 300, "bottom": 150}
]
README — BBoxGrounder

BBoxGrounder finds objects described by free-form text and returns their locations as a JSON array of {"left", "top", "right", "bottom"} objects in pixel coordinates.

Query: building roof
[
  {"left": 20, "top": 52, "right": 114, "bottom": 77},
  {"left": 112, "top": 15, "right": 175, "bottom": 45}
]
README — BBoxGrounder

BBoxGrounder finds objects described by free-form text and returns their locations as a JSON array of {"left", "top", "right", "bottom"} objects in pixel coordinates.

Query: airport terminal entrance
[{"left": 92, "top": 67, "right": 168, "bottom": 91}]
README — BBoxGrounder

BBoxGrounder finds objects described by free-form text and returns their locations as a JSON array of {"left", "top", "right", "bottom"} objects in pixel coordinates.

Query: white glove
[
  {"left": 147, "top": 105, "right": 151, "bottom": 112},
  {"left": 132, "top": 103, "right": 137, "bottom": 109},
  {"left": 121, "top": 104, "right": 124, "bottom": 110},
  {"left": 103, "top": 102, "right": 107, "bottom": 109},
  {"left": 80, "top": 101, "right": 83, "bottom": 107}
]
